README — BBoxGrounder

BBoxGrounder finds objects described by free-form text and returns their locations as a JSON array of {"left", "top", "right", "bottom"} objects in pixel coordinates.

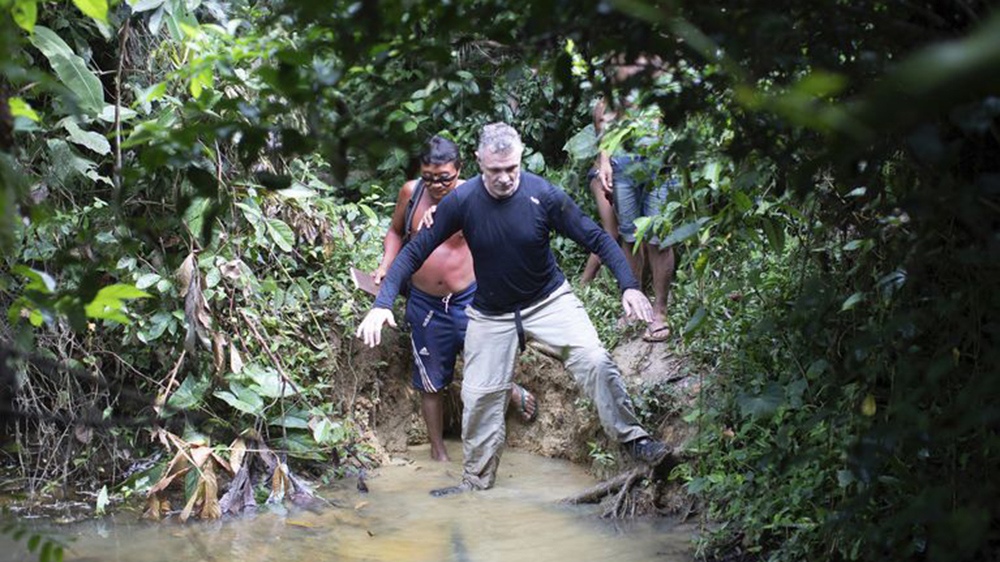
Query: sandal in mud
[{"left": 512, "top": 384, "right": 538, "bottom": 422}]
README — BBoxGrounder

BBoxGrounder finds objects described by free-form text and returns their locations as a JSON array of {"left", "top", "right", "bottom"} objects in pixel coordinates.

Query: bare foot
[{"left": 430, "top": 446, "right": 451, "bottom": 462}]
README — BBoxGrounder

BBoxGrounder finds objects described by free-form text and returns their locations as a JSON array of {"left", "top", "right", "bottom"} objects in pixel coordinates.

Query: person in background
[
  {"left": 591, "top": 56, "right": 678, "bottom": 342},
  {"left": 373, "top": 135, "right": 537, "bottom": 462},
  {"left": 360, "top": 123, "right": 671, "bottom": 495}
]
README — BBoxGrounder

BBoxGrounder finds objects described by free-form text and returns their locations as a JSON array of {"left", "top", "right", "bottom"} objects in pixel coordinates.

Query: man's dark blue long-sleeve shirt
[{"left": 374, "top": 172, "right": 639, "bottom": 315}]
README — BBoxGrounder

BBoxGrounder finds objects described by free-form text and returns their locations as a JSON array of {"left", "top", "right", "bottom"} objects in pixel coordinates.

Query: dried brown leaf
[
  {"left": 142, "top": 495, "right": 163, "bottom": 521},
  {"left": 147, "top": 466, "right": 189, "bottom": 496},
  {"left": 200, "top": 459, "right": 221, "bottom": 520},
  {"left": 148, "top": 446, "right": 192, "bottom": 495},
  {"left": 176, "top": 253, "right": 197, "bottom": 298},
  {"left": 229, "top": 344, "right": 244, "bottom": 375},
  {"left": 219, "top": 259, "right": 243, "bottom": 280},
  {"left": 268, "top": 462, "right": 292, "bottom": 504},
  {"left": 229, "top": 438, "right": 247, "bottom": 475},
  {"left": 189, "top": 444, "right": 213, "bottom": 469},
  {"left": 210, "top": 451, "right": 233, "bottom": 475},
  {"left": 212, "top": 332, "right": 226, "bottom": 374}
]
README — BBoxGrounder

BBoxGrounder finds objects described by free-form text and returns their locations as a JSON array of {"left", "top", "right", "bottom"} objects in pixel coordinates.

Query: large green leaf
[
  {"left": 71, "top": 0, "right": 108, "bottom": 22},
  {"left": 244, "top": 364, "right": 297, "bottom": 399},
  {"left": 169, "top": 376, "right": 210, "bottom": 411},
  {"left": 265, "top": 218, "right": 295, "bottom": 252},
  {"left": 11, "top": 0, "right": 37, "bottom": 32},
  {"left": 128, "top": 0, "right": 166, "bottom": 13},
  {"left": 562, "top": 124, "right": 598, "bottom": 161},
  {"left": 214, "top": 383, "right": 264, "bottom": 416},
  {"left": 63, "top": 121, "right": 111, "bottom": 155},
  {"left": 12, "top": 265, "right": 56, "bottom": 293},
  {"left": 660, "top": 217, "right": 710, "bottom": 248},
  {"left": 28, "top": 27, "right": 106, "bottom": 116},
  {"left": 84, "top": 284, "right": 150, "bottom": 324},
  {"left": 9, "top": 98, "right": 40, "bottom": 122}
]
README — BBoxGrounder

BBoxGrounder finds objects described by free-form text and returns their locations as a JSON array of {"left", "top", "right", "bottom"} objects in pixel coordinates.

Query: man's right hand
[
  {"left": 596, "top": 154, "right": 614, "bottom": 200},
  {"left": 373, "top": 267, "right": 387, "bottom": 286},
  {"left": 356, "top": 307, "right": 397, "bottom": 347}
]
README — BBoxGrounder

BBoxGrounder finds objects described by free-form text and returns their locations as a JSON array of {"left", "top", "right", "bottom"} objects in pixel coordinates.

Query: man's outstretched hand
[
  {"left": 621, "top": 288, "right": 654, "bottom": 324},
  {"left": 356, "top": 307, "right": 397, "bottom": 347}
]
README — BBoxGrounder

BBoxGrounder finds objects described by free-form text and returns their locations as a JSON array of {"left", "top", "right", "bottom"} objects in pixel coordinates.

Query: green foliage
[{"left": 1, "top": 2, "right": 998, "bottom": 560}]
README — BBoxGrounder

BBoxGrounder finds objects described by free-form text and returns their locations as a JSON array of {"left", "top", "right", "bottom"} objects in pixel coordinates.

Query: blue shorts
[
  {"left": 404, "top": 283, "right": 476, "bottom": 393},
  {"left": 595, "top": 156, "right": 680, "bottom": 245}
]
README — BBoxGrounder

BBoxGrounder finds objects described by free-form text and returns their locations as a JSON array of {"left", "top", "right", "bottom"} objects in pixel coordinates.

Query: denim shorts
[{"left": 609, "top": 156, "right": 679, "bottom": 245}]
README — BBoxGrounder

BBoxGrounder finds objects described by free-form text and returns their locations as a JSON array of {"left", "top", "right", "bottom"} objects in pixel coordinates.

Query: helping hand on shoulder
[{"left": 418, "top": 205, "right": 437, "bottom": 231}]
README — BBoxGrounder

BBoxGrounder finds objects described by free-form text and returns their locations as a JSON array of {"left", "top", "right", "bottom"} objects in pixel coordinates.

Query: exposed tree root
[
  {"left": 561, "top": 451, "right": 693, "bottom": 519},
  {"left": 561, "top": 465, "right": 657, "bottom": 519}
]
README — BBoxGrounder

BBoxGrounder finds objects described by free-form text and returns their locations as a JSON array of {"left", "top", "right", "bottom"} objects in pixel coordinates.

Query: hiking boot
[
  {"left": 626, "top": 437, "right": 671, "bottom": 466},
  {"left": 430, "top": 480, "right": 475, "bottom": 498}
]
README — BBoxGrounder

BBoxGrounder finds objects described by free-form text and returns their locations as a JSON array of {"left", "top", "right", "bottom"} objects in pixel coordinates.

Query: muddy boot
[
  {"left": 626, "top": 437, "right": 671, "bottom": 466},
  {"left": 430, "top": 480, "right": 475, "bottom": 497}
]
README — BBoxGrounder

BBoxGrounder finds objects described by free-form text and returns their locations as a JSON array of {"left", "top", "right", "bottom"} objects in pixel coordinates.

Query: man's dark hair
[{"left": 420, "top": 135, "right": 462, "bottom": 168}]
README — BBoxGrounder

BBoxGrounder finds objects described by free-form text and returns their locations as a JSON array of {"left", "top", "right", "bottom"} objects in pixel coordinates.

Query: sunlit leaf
[
  {"left": 12, "top": 0, "right": 37, "bottom": 32},
  {"left": 84, "top": 283, "right": 150, "bottom": 323},
  {"left": 135, "top": 273, "right": 162, "bottom": 290},
  {"left": 71, "top": 0, "right": 108, "bottom": 23},
  {"left": 128, "top": 0, "right": 166, "bottom": 13},
  {"left": 95, "top": 485, "right": 109, "bottom": 515},
  {"left": 9, "top": 97, "right": 40, "bottom": 122}
]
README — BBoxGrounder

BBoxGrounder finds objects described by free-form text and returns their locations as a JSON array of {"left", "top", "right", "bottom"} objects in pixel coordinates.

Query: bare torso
[{"left": 408, "top": 182, "right": 475, "bottom": 297}]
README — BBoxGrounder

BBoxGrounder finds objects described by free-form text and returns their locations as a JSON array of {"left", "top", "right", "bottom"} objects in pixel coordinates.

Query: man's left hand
[
  {"left": 417, "top": 205, "right": 438, "bottom": 231},
  {"left": 621, "top": 288, "right": 653, "bottom": 323}
]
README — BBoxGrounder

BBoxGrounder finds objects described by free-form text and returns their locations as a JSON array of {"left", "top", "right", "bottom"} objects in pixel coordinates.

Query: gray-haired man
[{"left": 357, "top": 123, "right": 670, "bottom": 495}]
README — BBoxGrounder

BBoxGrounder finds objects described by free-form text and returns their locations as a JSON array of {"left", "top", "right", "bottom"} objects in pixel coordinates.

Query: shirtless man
[{"left": 374, "top": 135, "right": 536, "bottom": 462}]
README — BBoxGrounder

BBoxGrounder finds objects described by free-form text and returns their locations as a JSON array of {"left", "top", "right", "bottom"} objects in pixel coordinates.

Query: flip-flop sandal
[
  {"left": 513, "top": 384, "right": 538, "bottom": 422},
  {"left": 642, "top": 325, "right": 672, "bottom": 343}
]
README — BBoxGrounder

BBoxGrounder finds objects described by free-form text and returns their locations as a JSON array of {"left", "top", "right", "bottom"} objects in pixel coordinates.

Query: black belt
[{"left": 514, "top": 308, "right": 526, "bottom": 354}]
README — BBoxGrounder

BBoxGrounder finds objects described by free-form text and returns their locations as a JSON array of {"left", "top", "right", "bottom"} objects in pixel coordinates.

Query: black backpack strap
[{"left": 403, "top": 179, "right": 426, "bottom": 242}]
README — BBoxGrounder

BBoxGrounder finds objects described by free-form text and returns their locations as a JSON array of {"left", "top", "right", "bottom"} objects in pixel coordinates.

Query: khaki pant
[{"left": 460, "top": 282, "right": 648, "bottom": 489}]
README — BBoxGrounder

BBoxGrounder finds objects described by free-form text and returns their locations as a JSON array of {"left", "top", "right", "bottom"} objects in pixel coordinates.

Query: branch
[{"left": 113, "top": 17, "right": 132, "bottom": 195}]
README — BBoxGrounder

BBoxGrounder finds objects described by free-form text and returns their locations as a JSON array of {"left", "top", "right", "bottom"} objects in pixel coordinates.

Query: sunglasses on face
[{"left": 420, "top": 174, "right": 457, "bottom": 185}]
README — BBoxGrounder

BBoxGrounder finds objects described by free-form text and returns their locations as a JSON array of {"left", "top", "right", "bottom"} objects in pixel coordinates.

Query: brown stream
[{"left": 2, "top": 443, "right": 693, "bottom": 562}]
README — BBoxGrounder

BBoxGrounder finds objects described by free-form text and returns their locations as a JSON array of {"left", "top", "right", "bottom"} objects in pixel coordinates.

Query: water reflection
[{"left": 2, "top": 443, "right": 693, "bottom": 562}]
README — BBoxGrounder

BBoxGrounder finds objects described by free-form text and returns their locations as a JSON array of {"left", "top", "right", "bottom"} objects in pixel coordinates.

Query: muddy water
[{"left": 2, "top": 443, "right": 693, "bottom": 562}]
